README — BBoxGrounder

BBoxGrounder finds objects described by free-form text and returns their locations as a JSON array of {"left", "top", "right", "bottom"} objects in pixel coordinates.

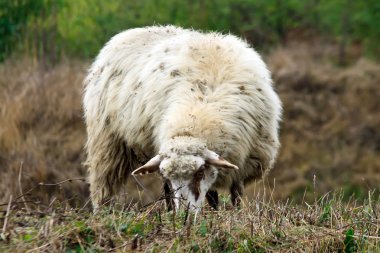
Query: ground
[{"left": 1, "top": 191, "right": 379, "bottom": 252}]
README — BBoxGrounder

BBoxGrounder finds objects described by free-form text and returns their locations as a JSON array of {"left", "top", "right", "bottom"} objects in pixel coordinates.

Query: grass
[{"left": 0, "top": 190, "right": 379, "bottom": 252}]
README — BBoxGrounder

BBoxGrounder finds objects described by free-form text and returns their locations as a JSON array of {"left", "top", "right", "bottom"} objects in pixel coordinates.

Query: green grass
[{"left": 1, "top": 192, "right": 379, "bottom": 252}]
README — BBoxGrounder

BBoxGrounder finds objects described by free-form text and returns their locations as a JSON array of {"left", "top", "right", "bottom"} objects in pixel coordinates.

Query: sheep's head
[{"left": 131, "top": 137, "right": 238, "bottom": 210}]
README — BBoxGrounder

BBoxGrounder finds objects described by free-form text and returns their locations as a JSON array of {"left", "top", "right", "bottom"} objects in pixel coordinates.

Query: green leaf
[
  {"left": 344, "top": 228, "right": 357, "bottom": 253},
  {"left": 119, "top": 223, "right": 129, "bottom": 233},
  {"left": 199, "top": 220, "right": 207, "bottom": 237},
  {"left": 190, "top": 243, "right": 200, "bottom": 252},
  {"left": 23, "top": 234, "right": 33, "bottom": 242},
  {"left": 318, "top": 203, "right": 331, "bottom": 224}
]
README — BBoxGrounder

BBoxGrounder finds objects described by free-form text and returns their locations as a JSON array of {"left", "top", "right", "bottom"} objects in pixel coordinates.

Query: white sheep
[{"left": 83, "top": 25, "right": 282, "bottom": 210}]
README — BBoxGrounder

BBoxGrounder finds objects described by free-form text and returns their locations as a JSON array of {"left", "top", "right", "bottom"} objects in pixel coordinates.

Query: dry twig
[
  {"left": 18, "top": 161, "right": 31, "bottom": 213},
  {"left": 1, "top": 195, "right": 13, "bottom": 241}
]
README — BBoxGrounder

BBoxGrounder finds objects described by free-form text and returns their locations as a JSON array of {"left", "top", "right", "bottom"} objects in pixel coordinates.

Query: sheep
[{"left": 83, "top": 25, "right": 282, "bottom": 210}]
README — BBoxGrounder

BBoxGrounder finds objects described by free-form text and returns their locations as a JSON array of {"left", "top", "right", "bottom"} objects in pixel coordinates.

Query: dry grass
[
  {"left": 0, "top": 190, "right": 379, "bottom": 252},
  {"left": 0, "top": 58, "right": 88, "bottom": 206},
  {"left": 257, "top": 43, "right": 380, "bottom": 200}
]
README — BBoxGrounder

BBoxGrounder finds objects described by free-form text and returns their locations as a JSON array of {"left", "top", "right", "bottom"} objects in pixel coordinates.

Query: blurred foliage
[
  {"left": 0, "top": 0, "right": 44, "bottom": 61},
  {"left": 0, "top": 0, "right": 379, "bottom": 61}
]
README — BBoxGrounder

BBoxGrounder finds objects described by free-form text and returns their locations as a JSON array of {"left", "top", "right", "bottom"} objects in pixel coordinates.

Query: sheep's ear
[
  {"left": 205, "top": 150, "right": 239, "bottom": 170},
  {"left": 132, "top": 155, "right": 162, "bottom": 175}
]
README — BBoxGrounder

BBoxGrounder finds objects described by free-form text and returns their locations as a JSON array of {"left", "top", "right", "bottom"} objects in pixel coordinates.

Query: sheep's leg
[
  {"left": 87, "top": 129, "right": 137, "bottom": 209},
  {"left": 89, "top": 172, "right": 113, "bottom": 209},
  {"left": 230, "top": 181, "right": 243, "bottom": 206},
  {"left": 164, "top": 181, "right": 174, "bottom": 211},
  {"left": 206, "top": 190, "right": 219, "bottom": 209}
]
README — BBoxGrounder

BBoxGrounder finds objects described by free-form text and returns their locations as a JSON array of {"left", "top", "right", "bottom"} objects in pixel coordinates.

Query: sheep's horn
[
  {"left": 132, "top": 155, "right": 162, "bottom": 175},
  {"left": 205, "top": 150, "right": 239, "bottom": 170}
]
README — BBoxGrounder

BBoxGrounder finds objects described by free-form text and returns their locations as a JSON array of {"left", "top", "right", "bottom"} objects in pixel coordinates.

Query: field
[
  {"left": 1, "top": 191, "right": 379, "bottom": 252},
  {"left": 0, "top": 41, "right": 380, "bottom": 252}
]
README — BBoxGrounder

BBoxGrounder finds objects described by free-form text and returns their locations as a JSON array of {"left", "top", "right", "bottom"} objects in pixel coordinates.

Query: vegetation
[
  {"left": 1, "top": 190, "right": 379, "bottom": 252},
  {"left": 1, "top": 0, "right": 380, "bottom": 63}
]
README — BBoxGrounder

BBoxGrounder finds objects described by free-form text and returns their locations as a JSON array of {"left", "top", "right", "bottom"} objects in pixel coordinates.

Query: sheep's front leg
[
  {"left": 230, "top": 181, "right": 243, "bottom": 206},
  {"left": 89, "top": 169, "right": 113, "bottom": 209},
  {"left": 164, "top": 180, "right": 174, "bottom": 211},
  {"left": 206, "top": 190, "right": 219, "bottom": 209},
  {"left": 86, "top": 127, "right": 134, "bottom": 210}
]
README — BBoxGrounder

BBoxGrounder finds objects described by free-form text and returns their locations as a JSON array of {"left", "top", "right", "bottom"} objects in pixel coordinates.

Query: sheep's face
[
  {"left": 159, "top": 154, "right": 219, "bottom": 210},
  {"left": 132, "top": 137, "right": 238, "bottom": 210}
]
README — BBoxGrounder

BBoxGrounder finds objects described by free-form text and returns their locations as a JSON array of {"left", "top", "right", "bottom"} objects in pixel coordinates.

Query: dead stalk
[
  {"left": 1, "top": 195, "right": 13, "bottom": 241},
  {"left": 26, "top": 242, "right": 51, "bottom": 253},
  {"left": 39, "top": 177, "right": 85, "bottom": 186},
  {"left": 18, "top": 161, "right": 31, "bottom": 212}
]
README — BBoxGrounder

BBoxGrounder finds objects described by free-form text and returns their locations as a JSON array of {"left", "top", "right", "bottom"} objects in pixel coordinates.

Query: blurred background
[{"left": 0, "top": 0, "right": 379, "bottom": 207}]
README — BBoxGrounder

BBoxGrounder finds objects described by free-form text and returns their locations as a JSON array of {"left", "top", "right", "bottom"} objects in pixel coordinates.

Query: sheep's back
[{"left": 84, "top": 26, "right": 282, "bottom": 175}]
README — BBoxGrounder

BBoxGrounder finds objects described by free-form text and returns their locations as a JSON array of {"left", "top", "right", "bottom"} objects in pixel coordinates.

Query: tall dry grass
[
  {"left": 260, "top": 42, "right": 380, "bottom": 200},
  {"left": 0, "top": 58, "right": 89, "bottom": 206}
]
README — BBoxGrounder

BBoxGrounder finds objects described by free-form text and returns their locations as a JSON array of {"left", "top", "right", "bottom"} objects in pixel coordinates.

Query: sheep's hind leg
[
  {"left": 206, "top": 190, "right": 219, "bottom": 209},
  {"left": 230, "top": 181, "right": 243, "bottom": 206}
]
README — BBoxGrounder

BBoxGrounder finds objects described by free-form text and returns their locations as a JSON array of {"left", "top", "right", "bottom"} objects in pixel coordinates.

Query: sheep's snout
[{"left": 168, "top": 165, "right": 218, "bottom": 211}]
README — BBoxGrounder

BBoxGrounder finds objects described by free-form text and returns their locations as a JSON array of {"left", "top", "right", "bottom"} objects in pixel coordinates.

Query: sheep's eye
[
  {"left": 194, "top": 168, "right": 205, "bottom": 180},
  {"left": 202, "top": 164, "right": 210, "bottom": 170}
]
